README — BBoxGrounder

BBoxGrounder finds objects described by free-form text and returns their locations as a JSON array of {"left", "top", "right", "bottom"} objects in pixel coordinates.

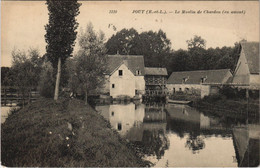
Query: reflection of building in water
[
  {"left": 144, "top": 103, "right": 167, "bottom": 123},
  {"left": 110, "top": 103, "right": 145, "bottom": 136},
  {"left": 166, "top": 104, "right": 201, "bottom": 124},
  {"left": 232, "top": 124, "right": 260, "bottom": 167},
  {"left": 200, "top": 113, "right": 223, "bottom": 130},
  {"left": 96, "top": 103, "right": 169, "bottom": 160},
  {"left": 166, "top": 104, "right": 232, "bottom": 135},
  {"left": 132, "top": 103, "right": 169, "bottom": 160},
  {"left": 126, "top": 103, "right": 167, "bottom": 141},
  {"left": 96, "top": 103, "right": 145, "bottom": 136},
  {"left": 166, "top": 104, "right": 233, "bottom": 154}
]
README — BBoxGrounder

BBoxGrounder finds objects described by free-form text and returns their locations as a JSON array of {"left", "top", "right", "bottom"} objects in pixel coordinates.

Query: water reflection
[
  {"left": 95, "top": 102, "right": 259, "bottom": 167},
  {"left": 96, "top": 103, "right": 145, "bottom": 136},
  {"left": 1, "top": 105, "right": 19, "bottom": 124}
]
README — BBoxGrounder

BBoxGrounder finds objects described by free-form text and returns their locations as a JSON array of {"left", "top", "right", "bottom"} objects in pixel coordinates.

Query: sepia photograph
[{"left": 1, "top": 0, "right": 259, "bottom": 167}]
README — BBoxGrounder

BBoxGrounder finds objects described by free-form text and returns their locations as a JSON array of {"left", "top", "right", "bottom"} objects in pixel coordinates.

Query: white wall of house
[
  {"left": 135, "top": 76, "right": 145, "bottom": 94},
  {"left": 250, "top": 74, "right": 260, "bottom": 86},
  {"left": 232, "top": 48, "right": 250, "bottom": 85},
  {"left": 166, "top": 84, "right": 211, "bottom": 98},
  {"left": 167, "top": 84, "right": 202, "bottom": 93},
  {"left": 200, "top": 85, "right": 211, "bottom": 98},
  {"left": 110, "top": 64, "right": 136, "bottom": 98}
]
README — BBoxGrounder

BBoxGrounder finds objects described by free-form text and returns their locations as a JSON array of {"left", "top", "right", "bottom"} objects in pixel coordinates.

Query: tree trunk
[
  {"left": 85, "top": 91, "right": 88, "bottom": 105},
  {"left": 54, "top": 57, "right": 61, "bottom": 101}
]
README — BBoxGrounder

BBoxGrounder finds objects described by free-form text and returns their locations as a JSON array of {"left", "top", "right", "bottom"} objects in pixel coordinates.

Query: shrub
[
  {"left": 203, "top": 94, "right": 226, "bottom": 103},
  {"left": 249, "top": 90, "right": 259, "bottom": 99},
  {"left": 38, "top": 61, "right": 55, "bottom": 98},
  {"left": 219, "top": 86, "right": 259, "bottom": 100}
]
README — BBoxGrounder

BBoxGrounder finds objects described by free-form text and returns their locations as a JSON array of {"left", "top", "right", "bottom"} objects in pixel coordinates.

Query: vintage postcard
[{"left": 1, "top": 0, "right": 259, "bottom": 167}]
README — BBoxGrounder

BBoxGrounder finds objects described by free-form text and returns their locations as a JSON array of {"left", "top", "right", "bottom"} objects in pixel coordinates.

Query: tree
[
  {"left": 216, "top": 54, "right": 234, "bottom": 69},
  {"left": 11, "top": 49, "right": 43, "bottom": 105},
  {"left": 45, "top": 0, "right": 81, "bottom": 100},
  {"left": 136, "top": 30, "right": 172, "bottom": 67},
  {"left": 106, "top": 28, "right": 139, "bottom": 55},
  {"left": 185, "top": 35, "right": 207, "bottom": 70},
  {"left": 106, "top": 28, "right": 172, "bottom": 67},
  {"left": 168, "top": 49, "right": 191, "bottom": 73},
  {"left": 1, "top": 67, "right": 13, "bottom": 86},
  {"left": 187, "top": 47, "right": 207, "bottom": 70},
  {"left": 68, "top": 23, "right": 107, "bottom": 104},
  {"left": 186, "top": 35, "right": 206, "bottom": 50}
]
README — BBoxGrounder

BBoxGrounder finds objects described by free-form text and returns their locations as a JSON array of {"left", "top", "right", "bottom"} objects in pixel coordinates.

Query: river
[
  {"left": 1, "top": 103, "right": 19, "bottom": 124},
  {"left": 95, "top": 102, "right": 259, "bottom": 167}
]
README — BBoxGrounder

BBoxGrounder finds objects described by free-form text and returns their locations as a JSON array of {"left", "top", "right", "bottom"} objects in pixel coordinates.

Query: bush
[
  {"left": 38, "top": 61, "right": 55, "bottom": 98},
  {"left": 203, "top": 94, "right": 226, "bottom": 103},
  {"left": 219, "top": 86, "right": 259, "bottom": 100},
  {"left": 249, "top": 90, "right": 259, "bottom": 99}
]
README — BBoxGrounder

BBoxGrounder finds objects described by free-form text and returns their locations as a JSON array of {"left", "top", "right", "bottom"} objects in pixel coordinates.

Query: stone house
[
  {"left": 232, "top": 42, "right": 260, "bottom": 89},
  {"left": 167, "top": 69, "right": 233, "bottom": 98},
  {"left": 102, "top": 55, "right": 145, "bottom": 98}
]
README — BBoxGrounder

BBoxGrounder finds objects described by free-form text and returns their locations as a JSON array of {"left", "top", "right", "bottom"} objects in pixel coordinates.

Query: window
[
  {"left": 119, "top": 70, "right": 123, "bottom": 76},
  {"left": 201, "top": 76, "right": 207, "bottom": 83},
  {"left": 182, "top": 78, "right": 186, "bottom": 84},
  {"left": 112, "top": 84, "right": 115, "bottom": 88},
  {"left": 136, "top": 70, "right": 141, "bottom": 75},
  {"left": 111, "top": 111, "right": 114, "bottom": 116},
  {"left": 182, "top": 77, "right": 189, "bottom": 84},
  {"left": 118, "top": 123, "right": 122, "bottom": 131},
  {"left": 173, "top": 88, "right": 175, "bottom": 93}
]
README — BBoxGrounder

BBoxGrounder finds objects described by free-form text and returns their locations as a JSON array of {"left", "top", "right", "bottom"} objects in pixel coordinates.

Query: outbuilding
[{"left": 167, "top": 69, "right": 233, "bottom": 98}]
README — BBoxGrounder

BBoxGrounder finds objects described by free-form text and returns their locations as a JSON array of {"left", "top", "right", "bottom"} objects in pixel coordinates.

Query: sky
[{"left": 1, "top": 1, "right": 259, "bottom": 67}]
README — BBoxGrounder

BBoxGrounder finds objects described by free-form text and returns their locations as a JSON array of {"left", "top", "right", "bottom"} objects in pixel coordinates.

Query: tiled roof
[
  {"left": 107, "top": 55, "right": 145, "bottom": 76},
  {"left": 167, "top": 69, "right": 232, "bottom": 84},
  {"left": 144, "top": 67, "right": 168, "bottom": 76},
  {"left": 241, "top": 42, "right": 259, "bottom": 74}
]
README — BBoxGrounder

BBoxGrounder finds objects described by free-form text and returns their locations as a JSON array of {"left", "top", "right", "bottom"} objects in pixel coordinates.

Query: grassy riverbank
[
  {"left": 192, "top": 95, "right": 259, "bottom": 123},
  {"left": 1, "top": 98, "right": 148, "bottom": 167}
]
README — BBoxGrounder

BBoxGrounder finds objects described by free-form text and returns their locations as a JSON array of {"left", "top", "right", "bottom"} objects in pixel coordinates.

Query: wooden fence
[{"left": 1, "top": 86, "right": 40, "bottom": 107}]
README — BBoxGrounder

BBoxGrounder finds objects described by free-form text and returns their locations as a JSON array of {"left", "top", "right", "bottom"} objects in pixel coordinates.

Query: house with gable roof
[
  {"left": 167, "top": 69, "right": 233, "bottom": 98},
  {"left": 102, "top": 54, "right": 145, "bottom": 98},
  {"left": 232, "top": 42, "right": 260, "bottom": 89}
]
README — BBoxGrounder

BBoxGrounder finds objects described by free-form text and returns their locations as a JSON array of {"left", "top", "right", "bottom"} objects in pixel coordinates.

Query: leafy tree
[
  {"left": 1, "top": 67, "right": 13, "bottom": 86},
  {"left": 168, "top": 49, "right": 190, "bottom": 73},
  {"left": 45, "top": 0, "right": 81, "bottom": 100},
  {"left": 11, "top": 49, "right": 43, "bottom": 105},
  {"left": 106, "top": 28, "right": 172, "bottom": 67},
  {"left": 216, "top": 54, "right": 234, "bottom": 69},
  {"left": 106, "top": 28, "right": 139, "bottom": 55},
  {"left": 186, "top": 35, "right": 206, "bottom": 50},
  {"left": 68, "top": 23, "right": 107, "bottom": 104},
  {"left": 136, "top": 30, "right": 172, "bottom": 67}
]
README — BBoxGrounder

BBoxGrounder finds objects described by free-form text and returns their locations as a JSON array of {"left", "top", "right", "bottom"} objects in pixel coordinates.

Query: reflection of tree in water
[
  {"left": 185, "top": 133, "right": 205, "bottom": 154},
  {"left": 135, "top": 129, "right": 169, "bottom": 160}
]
